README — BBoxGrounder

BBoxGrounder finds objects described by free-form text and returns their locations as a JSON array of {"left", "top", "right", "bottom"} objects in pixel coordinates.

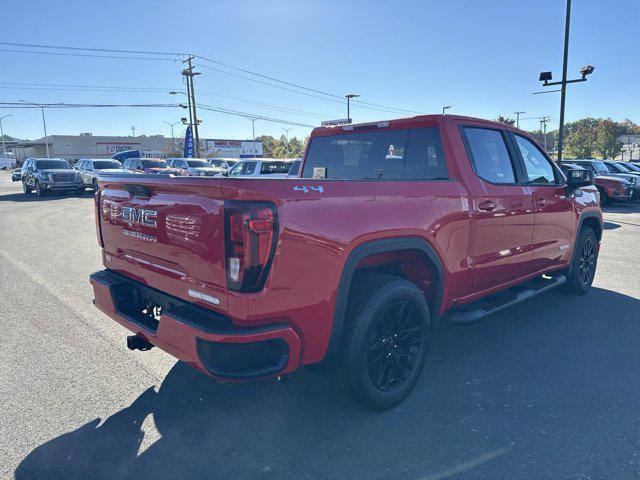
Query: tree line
[{"left": 495, "top": 116, "right": 639, "bottom": 159}]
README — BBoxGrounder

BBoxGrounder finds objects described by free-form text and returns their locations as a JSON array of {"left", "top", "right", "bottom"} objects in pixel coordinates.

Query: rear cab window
[{"left": 301, "top": 127, "right": 447, "bottom": 180}]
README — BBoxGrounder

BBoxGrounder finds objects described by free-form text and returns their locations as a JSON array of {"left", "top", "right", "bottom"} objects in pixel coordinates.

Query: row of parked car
[
  {"left": 559, "top": 159, "right": 640, "bottom": 205},
  {"left": 12, "top": 156, "right": 301, "bottom": 196}
]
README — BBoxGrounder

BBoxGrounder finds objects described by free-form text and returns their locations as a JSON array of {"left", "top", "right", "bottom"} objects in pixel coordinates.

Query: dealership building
[{"left": 9, "top": 134, "right": 262, "bottom": 161}]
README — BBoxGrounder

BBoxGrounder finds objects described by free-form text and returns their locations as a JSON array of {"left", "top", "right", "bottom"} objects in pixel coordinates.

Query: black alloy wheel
[{"left": 367, "top": 301, "right": 422, "bottom": 392}]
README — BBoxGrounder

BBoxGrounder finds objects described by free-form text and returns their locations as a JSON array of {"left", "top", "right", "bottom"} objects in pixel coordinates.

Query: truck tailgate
[{"left": 98, "top": 175, "right": 228, "bottom": 309}]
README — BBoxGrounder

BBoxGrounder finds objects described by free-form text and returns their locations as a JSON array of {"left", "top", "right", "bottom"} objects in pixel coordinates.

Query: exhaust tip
[{"left": 126, "top": 335, "right": 154, "bottom": 351}]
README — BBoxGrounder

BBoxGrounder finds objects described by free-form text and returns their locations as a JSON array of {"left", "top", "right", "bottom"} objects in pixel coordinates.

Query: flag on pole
[{"left": 183, "top": 125, "right": 194, "bottom": 158}]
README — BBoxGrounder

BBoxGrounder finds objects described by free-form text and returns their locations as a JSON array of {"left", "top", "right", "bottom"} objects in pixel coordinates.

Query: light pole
[
  {"left": 0, "top": 114, "right": 11, "bottom": 157},
  {"left": 182, "top": 56, "right": 202, "bottom": 157},
  {"left": 163, "top": 121, "right": 179, "bottom": 150},
  {"left": 244, "top": 117, "right": 257, "bottom": 158},
  {"left": 442, "top": 105, "right": 452, "bottom": 115},
  {"left": 538, "top": 0, "right": 594, "bottom": 165},
  {"left": 514, "top": 111, "right": 526, "bottom": 129},
  {"left": 20, "top": 100, "right": 57, "bottom": 157},
  {"left": 345, "top": 94, "right": 359, "bottom": 123}
]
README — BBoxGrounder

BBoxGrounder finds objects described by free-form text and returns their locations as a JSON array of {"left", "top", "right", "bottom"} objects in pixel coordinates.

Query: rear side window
[
  {"left": 513, "top": 135, "right": 557, "bottom": 184},
  {"left": 301, "top": 127, "right": 447, "bottom": 180},
  {"left": 463, "top": 127, "right": 516, "bottom": 184},
  {"left": 260, "top": 162, "right": 291, "bottom": 174}
]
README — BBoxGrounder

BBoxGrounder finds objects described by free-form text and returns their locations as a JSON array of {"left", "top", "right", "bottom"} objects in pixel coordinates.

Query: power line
[
  {"left": 1, "top": 41, "right": 423, "bottom": 116},
  {"left": 0, "top": 102, "right": 181, "bottom": 108},
  {"left": 0, "top": 81, "right": 329, "bottom": 118},
  {"left": 0, "top": 48, "right": 179, "bottom": 62},
  {"left": 197, "top": 104, "right": 316, "bottom": 128},
  {"left": 0, "top": 41, "right": 187, "bottom": 57}
]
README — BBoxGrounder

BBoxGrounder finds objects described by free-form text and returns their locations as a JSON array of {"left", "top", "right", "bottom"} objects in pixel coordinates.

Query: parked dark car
[
  {"left": 11, "top": 168, "right": 22, "bottom": 182},
  {"left": 22, "top": 158, "right": 84, "bottom": 197}
]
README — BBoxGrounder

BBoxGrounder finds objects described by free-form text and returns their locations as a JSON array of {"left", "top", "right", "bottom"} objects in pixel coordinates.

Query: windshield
[
  {"left": 611, "top": 162, "right": 631, "bottom": 172},
  {"left": 35, "top": 160, "right": 71, "bottom": 170},
  {"left": 187, "top": 160, "right": 209, "bottom": 168},
  {"left": 592, "top": 161, "right": 609, "bottom": 174},
  {"left": 623, "top": 163, "right": 640, "bottom": 172},
  {"left": 93, "top": 160, "right": 123, "bottom": 170},
  {"left": 142, "top": 160, "right": 167, "bottom": 169}
]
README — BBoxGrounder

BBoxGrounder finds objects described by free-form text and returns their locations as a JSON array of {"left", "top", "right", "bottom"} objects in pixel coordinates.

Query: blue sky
[{"left": 1, "top": 0, "right": 638, "bottom": 142}]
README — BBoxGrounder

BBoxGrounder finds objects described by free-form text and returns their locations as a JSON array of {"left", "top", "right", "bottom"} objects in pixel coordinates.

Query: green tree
[
  {"left": 564, "top": 118, "right": 598, "bottom": 158},
  {"left": 495, "top": 115, "right": 515, "bottom": 126},
  {"left": 594, "top": 118, "right": 623, "bottom": 159}
]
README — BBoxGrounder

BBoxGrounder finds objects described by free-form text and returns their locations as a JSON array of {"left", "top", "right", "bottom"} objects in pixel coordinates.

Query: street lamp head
[
  {"left": 539, "top": 71, "right": 553, "bottom": 82},
  {"left": 181, "top": 118, "right": 188, "bottom": 124},
  {"left": 580, "top": 65, "right": 595, "bottom": 78},
  {"left": 345, "top": 94, "right": 360, "bottom": 99}
]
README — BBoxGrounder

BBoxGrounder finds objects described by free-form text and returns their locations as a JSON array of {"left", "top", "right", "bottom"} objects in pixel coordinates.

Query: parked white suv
[
  {"left": 225, "top": 158, "right": 294, "bottom": 178},
  {"left": 76, "top": 159, "right": 126, "bottom": 191}
]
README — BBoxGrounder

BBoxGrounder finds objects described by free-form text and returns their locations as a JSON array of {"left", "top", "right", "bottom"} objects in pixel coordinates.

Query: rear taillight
[
  {"left": 224, "top": 201, "right": 278, "bottom": 292},
  {"left": 94, "top": 189, "right": 104, "bottom": 247}
]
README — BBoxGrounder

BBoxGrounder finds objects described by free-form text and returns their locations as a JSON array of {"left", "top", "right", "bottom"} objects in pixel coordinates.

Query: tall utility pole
[
  {"left": 182, "top": 55, "right": 201, "bottom": 157},
  {"left": 20, "top": 101, "right": 55, "bottom": 157},
  {"left": 345, "top": 94, "right": 359, "bottom": 122},
  {"left": 0, "top": 114, "right": 11, "bottom": 157},
  {"left": 556, "top": 0, "right": 572, "bottom": 165},
  {"left": 538, "top": 0, "right": 594, "bottom": 165},
  {"left": 514, "top": 111, "right": 526, "bottom": 129},
  {"left": 539, "top": 116, "right": 551, "bottom": 152},
  {"left": 163, "top": 121, "right": 179, "bottom": 150},
  {"left": 248, "top": 118, "right": 257, "bottom": 158}
]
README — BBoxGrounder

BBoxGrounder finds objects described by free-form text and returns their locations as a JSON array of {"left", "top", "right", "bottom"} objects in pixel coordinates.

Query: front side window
[
  {"left": 463, "top": 128, "right": 516, "bottom": 184},
  {"left": 93, "top": 160, "right": 122, "bottom": 170},
  {"left": 241, "top": 162, "right": 256, "bottom": 175},
  {"left": 513, "top": 135, "right": 557, "bottom": 184},
  {"left": 301, "top": 127, "right": 447, "bottom": 180},
  {"left": 187, "top": 160, "right": 208, "bottom": 168}
]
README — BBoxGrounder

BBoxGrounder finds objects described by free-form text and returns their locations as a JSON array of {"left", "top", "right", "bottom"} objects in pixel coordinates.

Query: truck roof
[{"left": 310, "top": 114, "right": 518, "bottom": 138}]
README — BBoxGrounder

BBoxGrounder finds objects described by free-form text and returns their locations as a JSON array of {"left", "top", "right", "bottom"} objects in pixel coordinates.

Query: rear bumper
[{"left": 90, "top": 269, "right": 301, "bottom": 380}]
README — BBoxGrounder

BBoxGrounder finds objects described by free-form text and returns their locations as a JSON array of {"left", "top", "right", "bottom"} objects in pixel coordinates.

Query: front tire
[
  {"left": 92, "top": 179, "right": 98, "bottom": 192},
  {"left": 597, "top": 187, "right": 609, "bottom": 206},
  {"left": 35, "top": 181, "right": 46, "bottom": 197},
  {"left": 563, "top": 227, "right": 598, "bottom": 295},
  {"left": 334, "top": 274, "right": 431, "bottom": 411},
  {"left": 22, "top": 181, "right": 32, "bottom": 194}
]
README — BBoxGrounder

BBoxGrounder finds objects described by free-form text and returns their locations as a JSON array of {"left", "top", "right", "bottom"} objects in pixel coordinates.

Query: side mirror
[{"left": 565, "top": 168, "right": 592, "bottom": 189}]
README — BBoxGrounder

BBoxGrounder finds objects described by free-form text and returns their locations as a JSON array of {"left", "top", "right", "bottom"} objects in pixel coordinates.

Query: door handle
[
  {"left": 478, "top": 200, "right": 497, "bottom": 212},
  {"left": 535, "top": 198, "right": 547, "bottom": 208}
]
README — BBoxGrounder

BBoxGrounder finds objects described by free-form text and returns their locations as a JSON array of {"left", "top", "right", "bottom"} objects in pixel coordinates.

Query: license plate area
[{"left": 111, "top": 281, "right": 181, "bottom": 333}]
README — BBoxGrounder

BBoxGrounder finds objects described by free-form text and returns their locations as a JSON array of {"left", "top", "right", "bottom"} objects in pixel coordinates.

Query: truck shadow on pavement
[
  {"left": 0, "top": 191, "right": 93, "bottom": 202},
  {"left": 15, "top": 287, "right": 640, "bottom": 480}
]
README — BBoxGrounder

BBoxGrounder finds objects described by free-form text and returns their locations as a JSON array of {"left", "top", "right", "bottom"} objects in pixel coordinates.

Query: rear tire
[
  {"left": 563, "top": 227, "right": 598, "bottom": 295},
  {"left": 76, "top": 187, "right": 85, "bottom": 195},
  {"left": 333, "top": 273, "right": 431, "bottom": 411}
]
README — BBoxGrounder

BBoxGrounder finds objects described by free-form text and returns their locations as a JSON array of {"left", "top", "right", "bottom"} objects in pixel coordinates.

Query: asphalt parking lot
[{"left": 1, "top": 171, "right": 640, "bottom": 480}]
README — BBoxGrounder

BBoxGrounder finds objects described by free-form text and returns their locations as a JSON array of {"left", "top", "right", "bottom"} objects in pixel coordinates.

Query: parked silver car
[
  {"left": 207, "top": 158, "right": 237, "bottom": 175},
  {"left": 76, "top": 158, "right": 126, "bottom": 191},
  {"left": 166, "top": 158, "right": 220, "bottom": 176}
]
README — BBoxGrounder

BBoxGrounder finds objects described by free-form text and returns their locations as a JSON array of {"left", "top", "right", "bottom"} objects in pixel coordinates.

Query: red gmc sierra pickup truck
[{"left": 90, "top": 115, "right": 602, "bottom": 410}]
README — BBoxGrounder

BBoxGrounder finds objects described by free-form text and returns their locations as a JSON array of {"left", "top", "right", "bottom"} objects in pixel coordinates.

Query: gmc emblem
[{"left": 121, "top": 207, "right": 158, "bottom": 228}]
